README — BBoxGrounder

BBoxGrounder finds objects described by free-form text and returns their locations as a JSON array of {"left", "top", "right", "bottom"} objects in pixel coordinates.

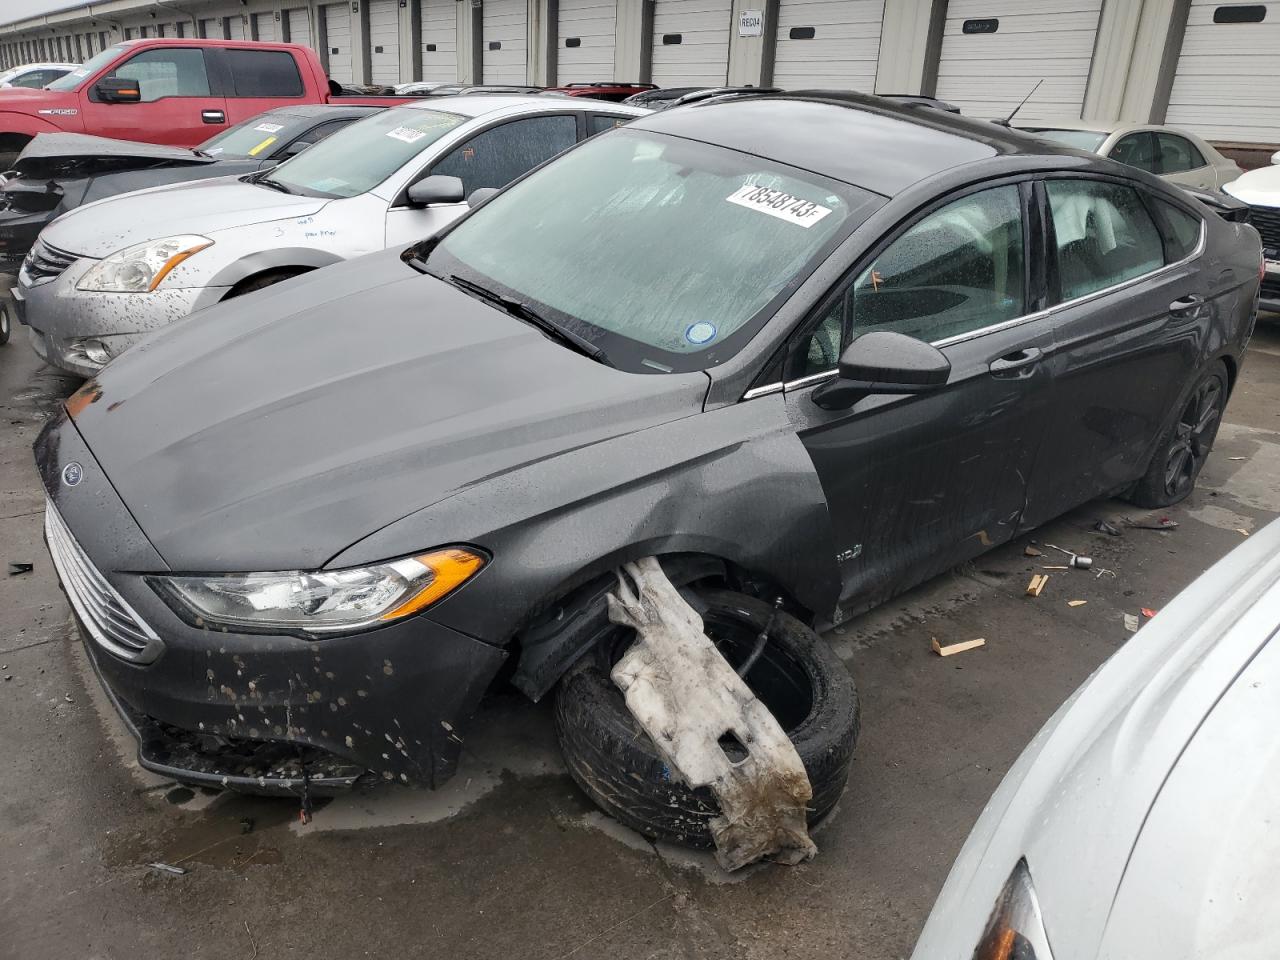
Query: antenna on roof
[{"left": 995, "top": 79, "right": 1044, "bottom": 128}]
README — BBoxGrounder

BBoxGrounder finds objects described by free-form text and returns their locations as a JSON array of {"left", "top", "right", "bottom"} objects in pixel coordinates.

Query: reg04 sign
[{"left": 738, "top": 9, "right": 763, "bottom": 37}]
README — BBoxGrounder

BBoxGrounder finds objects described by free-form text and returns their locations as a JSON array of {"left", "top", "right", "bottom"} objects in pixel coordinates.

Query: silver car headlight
[
  {"left": 148, "top": 548, "right": 487, "bottom": 636},
  {"left": 972, "top": 861, "right": 1054, "bottom": 960},
  {"left": 77, "top": 235, "right": 213, "bottom": 293}
]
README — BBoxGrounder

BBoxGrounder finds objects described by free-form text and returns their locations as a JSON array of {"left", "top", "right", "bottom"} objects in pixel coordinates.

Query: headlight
[
  {"left": 972, "top": 861, "right": 1054, "bottom": 960},
  {"left": 149, "top": 547, "right": 487, "bottom": 636},
  {"left": 77, "top": 235, "right": 213, "bottom": 293}
]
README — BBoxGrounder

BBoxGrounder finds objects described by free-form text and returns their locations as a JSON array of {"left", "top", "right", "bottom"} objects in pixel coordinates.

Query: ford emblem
[{"left": 62, "top": 462, "right": 84, "bottom": 487}]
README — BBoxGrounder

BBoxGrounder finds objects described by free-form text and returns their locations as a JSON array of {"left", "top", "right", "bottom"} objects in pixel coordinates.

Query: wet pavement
[{"left": 3, "top": 310, "right": 1279, "bottom": 960}]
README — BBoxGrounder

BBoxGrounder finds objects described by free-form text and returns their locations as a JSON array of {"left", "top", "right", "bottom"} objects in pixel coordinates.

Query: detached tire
[{"left": 554, "top": 589, "right": 859, "bottom": 848}]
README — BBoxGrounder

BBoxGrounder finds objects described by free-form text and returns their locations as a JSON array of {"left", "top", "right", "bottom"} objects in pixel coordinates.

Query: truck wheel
[
  {"left": 1127, "top": 360, "right": 1228, "bottom": 508},
  {"left": 554, "top": 588, "right": 859, "bottom": 848},
  {"left": 0, "top": 298, "right": 10, "bottom": 346}
]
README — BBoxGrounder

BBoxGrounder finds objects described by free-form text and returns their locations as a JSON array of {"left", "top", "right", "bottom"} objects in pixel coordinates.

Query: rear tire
[
  {"left": 1127, "top": 360, "right": 1228, "bottom": 508},
  {"left": 554, "top": 589, "right": 859, "bottom": 848},
  {"left": 0, "top": 298, "right": 11, "bottom": 346}
]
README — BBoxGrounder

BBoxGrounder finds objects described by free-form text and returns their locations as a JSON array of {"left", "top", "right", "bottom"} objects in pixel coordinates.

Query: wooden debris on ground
[
  {"left": 1026, "top": 574, "right": 1049, "bottom": 597},
  {"left": 1067, "top": 600, "right": 1087, "bottom": 607},
  {"left": 932, "top": 637, "right": 986, "bottom": 657}
]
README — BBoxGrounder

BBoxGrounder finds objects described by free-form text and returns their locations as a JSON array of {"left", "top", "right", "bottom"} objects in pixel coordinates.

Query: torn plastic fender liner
[{"left": 332, "top": 393, "right": 844, "bottom": 693}]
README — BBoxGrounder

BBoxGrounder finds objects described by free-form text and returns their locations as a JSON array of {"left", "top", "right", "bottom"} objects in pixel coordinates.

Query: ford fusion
[{"left": 37, "top": 93, "right": 1261, "bottom": 795}]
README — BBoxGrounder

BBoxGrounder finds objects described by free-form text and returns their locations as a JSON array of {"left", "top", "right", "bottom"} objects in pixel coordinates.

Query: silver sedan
[
  {"left": 15, "top": 95, "right": 647, "bottom": 377},
  {"left": 912, "top": 517, "right": 1280, "bottom": 959}
]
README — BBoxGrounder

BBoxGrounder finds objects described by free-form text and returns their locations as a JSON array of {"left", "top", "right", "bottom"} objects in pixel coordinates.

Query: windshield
[
  {"left": 1023, "top": 128, "right": 1107, "bottom": 153},
  {"left": 199, "top": 112, "right": 314, "bottom": 160},
  {"left": 47, "top": 45, "right": 124, "bottom": 91},
  {"left": 428, "top": 129, "right": 879, "bottom": 374},
  {"left": 267, "top": 106, "right": 464, "bottom": 197}
]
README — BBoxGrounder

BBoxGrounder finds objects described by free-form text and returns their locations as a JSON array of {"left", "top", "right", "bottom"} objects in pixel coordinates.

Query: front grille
[
  {"left": 1250, "top": 203, "right": 1280, "bottom": 258},
  {"left": 1262, "top": 274, "right": 1280, "bottom": 301},
  {"left": 45, "top": 500, "right": 163, "bottom": 664},
  {"left": 22, "top": 238, "right": 79, "bottom": 284}
]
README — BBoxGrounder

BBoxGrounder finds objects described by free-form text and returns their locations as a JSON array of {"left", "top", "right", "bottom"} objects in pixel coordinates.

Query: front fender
[
  {"left": 0, "top": 112, "right": 66, "bottom": 139},
  {"left": 329, "top": 393, "right": 842, "bottom": 650}
]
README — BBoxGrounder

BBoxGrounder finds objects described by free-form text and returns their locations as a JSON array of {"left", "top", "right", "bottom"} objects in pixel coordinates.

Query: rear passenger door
[
  {"left": 1022, "top": 177, "right": 1207, "bottom": 528},
  {"left": 1154, "top": 132, "right": 1215, "bottom": 190},
  {"left": 384, "top": 113, "right": 579, "bottom": 245},
  {"left": 212, "top": 47, "right": 307, "bottom": 128}
]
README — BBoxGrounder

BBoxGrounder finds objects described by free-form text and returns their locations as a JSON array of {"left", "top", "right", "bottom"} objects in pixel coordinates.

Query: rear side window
[
  {"left": 431, "top": 115, "right": 578, "bottom": 196},
  {"left": 1153, "top": 197, "right": 1203, "bottom": 261},
  {"left": 109, "top": 48, "right": 211, "bottom": 100},
  {"left": 1156, "top": 133, "right": 1206, "bottom": 174},
  {"left": 225, "top": 49, "right": 304, "bottom": 97},
  {"left": 590, "top": 114, "right": 629, "bottom": 135},
  {"left": 1046, "top": 180, "right": 1165, "bottom": 302}
]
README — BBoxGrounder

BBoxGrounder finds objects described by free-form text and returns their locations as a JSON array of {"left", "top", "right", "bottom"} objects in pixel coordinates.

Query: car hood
[
  {"left": 66, "top": 249, "right": 709, "bottom": 572},
  {"left": 1223, "top": 164, "right": 1280, "bottom": 206},
  {"left": 42, "top": 175, "right": 329, "bottom": 258},
  {"left": 910, "top": 518, "right": 1280, "bottom": 960},
  {"left": 12, "top": 131, "right": 210, "bottom": 179}
]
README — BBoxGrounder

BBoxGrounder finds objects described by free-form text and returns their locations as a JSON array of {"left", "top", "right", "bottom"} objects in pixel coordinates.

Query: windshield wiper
[
  {"left": 448, "top": 274, "right": 608, "bottom": 364},
  {"left": 254, "top": 174, "right": 294, "bottom": 195}
]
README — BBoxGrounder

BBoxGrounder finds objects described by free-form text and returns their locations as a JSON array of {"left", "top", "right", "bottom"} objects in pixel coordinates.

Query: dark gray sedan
[{"left": 35, "top": 92, "right": 1261, "bottom": 798}]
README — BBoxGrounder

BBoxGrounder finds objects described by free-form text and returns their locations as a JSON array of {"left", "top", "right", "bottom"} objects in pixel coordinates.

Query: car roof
[
  {"left": 401, "top": 93, "right": 649, "bottom": 118},
  {"left": 632, "top": 91, "right": 1084, "bottom": 197}
]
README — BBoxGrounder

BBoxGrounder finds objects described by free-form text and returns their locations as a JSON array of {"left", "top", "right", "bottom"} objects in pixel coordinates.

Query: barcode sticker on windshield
[
  {"left": 386, "top": 126, "right": 429, "bottom": 144},
  {"left": 254, "top": 122, "right": 285, "bottom": 133},
  {"left": 725, "top": 185, "right": 832, "bottom": 228}
]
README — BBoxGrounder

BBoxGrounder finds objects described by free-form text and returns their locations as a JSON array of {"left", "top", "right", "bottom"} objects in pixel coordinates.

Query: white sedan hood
[
  {"left": 1224, "top": 164, "right": 1280, "bottom": 206},
  {"left": 42, "top": 175, "right": 330, "bottom": 260}
]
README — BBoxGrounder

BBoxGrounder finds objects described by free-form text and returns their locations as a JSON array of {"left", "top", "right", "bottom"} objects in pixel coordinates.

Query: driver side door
[
  {"left": 782, "top": 181, "right": 1057, "bottom": 610},
  {"left": 385, "top": 113, "right": 580, "bottom": 246},
  {"left": 78, "top": 47, "right": 229, "bottom": 146}
]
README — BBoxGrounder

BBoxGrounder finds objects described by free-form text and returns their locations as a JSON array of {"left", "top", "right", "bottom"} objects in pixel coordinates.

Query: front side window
[
  {"left": 268, "top": 106, "right": 465, "bottom": 197},
  {"left": 794, "top": 185, "right": 1026, "bottom": 377},
  {"left": 428, "top": 129, "right": 878, "bottom": 374},
  {"left": 1047, "top": 179, "right": 1165, "bottom": 302},
  {"left": 225, "top": 49, "right": 304, "bottom": 97},
  {"left": 1156, "top": 133, "right": 1206, "bottom": 174},
  {"left": 1109, "top": 133, "right": 1156, "bottom": 173},
  {"left": 106, "top": 48, "right": 211, "bottom": 100},
  {"left": 430, "top": 115, "right": 579, "bottom": 196}
]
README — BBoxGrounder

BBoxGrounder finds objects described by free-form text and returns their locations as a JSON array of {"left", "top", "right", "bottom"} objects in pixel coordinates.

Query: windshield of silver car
[
  {"left": 428, "top": 129, "right": 879, "bottom": 374},
  {"left": 267, "top": 107, "right": 465, "bottom": 198}
]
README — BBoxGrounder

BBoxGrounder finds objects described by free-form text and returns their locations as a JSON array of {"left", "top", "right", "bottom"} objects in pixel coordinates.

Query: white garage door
[
  {"left": 227, "top": 15, "right": 247, "bottom": 40},
  {"left": 934, "top": 0, "right": 1104, "bottom": 121},
  {"left": 483, "top": 0, "right": 528, "bottom": 84},
  {"left": 419, "top": 0, "right": 458, "bottom": 82},
  {"left": 286, "top": 8, "right": 312, "bottom": 48},
  {"left": 650, "top": 0, "right": 732, "bottom": 87},
  {"left": 200, "top": 18, "right": 221, "bottom": 39},
  {"left": 253, "top": 13, "right": 278, "bottom": 41},
  {"left": 369, "top": 0, "right": 401, "bottom": 85},
  {"left": 771, "top": 0, "right": 883, "bottom": 90},
  {"left": 325, "top": 4, "right": 355, "bottom": 83},
  {"left": 557, "top": 0, "right": 617, "bottom": 85},
  {"left": 1166, "top": 0, "right": 1280, "bottom": 144}
]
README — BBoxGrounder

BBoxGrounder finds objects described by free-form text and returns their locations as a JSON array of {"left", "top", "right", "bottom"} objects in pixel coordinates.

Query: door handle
[
  {"left": 989, "top": 347, "right": 1043, "bottom": 376},
  {"left": 201, "top": 109, "right": 225, "bottom": 124},
  {"left": 1169, "top": 294, "right": 1204, "bottom": 316}
]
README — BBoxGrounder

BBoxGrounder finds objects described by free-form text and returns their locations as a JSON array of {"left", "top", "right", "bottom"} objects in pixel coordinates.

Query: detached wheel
[
  {"left": 1128, "top": 360, "right": 1228, "bottom": 508},
  {"left": 554, "top": 589, "right": 859, "bottom": 848},
  {"left": 0, "top": 298, "right": 10, "bottom": 346}
]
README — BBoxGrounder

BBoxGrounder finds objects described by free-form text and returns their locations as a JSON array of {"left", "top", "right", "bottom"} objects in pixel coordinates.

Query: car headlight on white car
[
  {"left": 77, "top": 235, "right": 214, "bottom": 293},
  {"left": 972, "top": 861, "right": 1054, "bottom": 960},
  {"left": 149, "top": 548, "right": 487, "bottom": 636}
]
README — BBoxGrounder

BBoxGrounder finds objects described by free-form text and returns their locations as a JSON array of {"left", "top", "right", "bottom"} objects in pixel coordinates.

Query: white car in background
[
  {"left": 912, "top": 518, "right": 1280, "bottom": 960},
  {"left": 1224, "top": 156, "right": 1280, "bottom": 314},
  {"left": 1017, "top": 121, "right": 1243, "bottom": 191},
  {"left": 0, "top": 62, "right": 79, "bottom": 90}
]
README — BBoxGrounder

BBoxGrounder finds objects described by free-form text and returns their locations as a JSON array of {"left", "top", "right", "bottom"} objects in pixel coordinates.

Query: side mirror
[
  {"left": 406, "top": 174, "right": 465, "bottom": 207},
  {"left": 95, "top": 76, "right": 142, "bottom": 103},
  {"left": 811, "top": 331, "right": 950, "bottom": 411},
  {"left": 467, "top": 187, "right": 499, "bottom": 207},
  {"left": 1271, "top": 150, "right": 1280, "bottom": 166}
]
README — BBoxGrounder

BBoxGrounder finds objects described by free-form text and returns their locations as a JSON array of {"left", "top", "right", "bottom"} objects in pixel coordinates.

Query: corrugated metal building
[{"left": 1, "top": 0, "right": 1276, "bottom": 151}]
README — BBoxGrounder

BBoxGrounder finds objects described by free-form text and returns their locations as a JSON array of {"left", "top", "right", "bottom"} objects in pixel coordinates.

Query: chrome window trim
[{"left": 744, "top": 216, "right": 1207, "bottom": 398}]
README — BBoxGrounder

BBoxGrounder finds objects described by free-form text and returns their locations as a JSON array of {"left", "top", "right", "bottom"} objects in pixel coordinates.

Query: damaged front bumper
[{"left": 37, "top": 416, "right": 508, "bottom": 793}]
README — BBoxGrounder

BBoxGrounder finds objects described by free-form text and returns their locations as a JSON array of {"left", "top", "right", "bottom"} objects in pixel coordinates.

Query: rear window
[
  {"left": 1025, "top": 128, "right": 1107, "bottom": 153},
  {"left": 199, "top": 111, "right": 315, "bottom": 159},
  {"left": 225, "top": 49, "right": 304, "bottom": 97}
]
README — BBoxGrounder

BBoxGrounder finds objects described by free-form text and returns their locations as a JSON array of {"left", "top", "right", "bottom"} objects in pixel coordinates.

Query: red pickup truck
[{"left": 0, "top": 38, "right": 418, "bottom": 165}]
